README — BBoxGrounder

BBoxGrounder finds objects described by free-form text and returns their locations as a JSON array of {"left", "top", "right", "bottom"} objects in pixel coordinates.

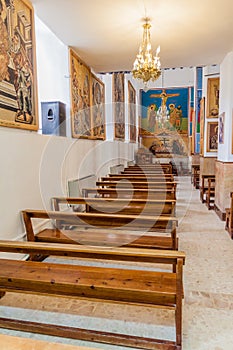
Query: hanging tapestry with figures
[
  {"left": 140, "top": 87, "right": 191, "bottom": 157},
  {"left": 0, "top": 0, "right": 38, "bottom": 130}
]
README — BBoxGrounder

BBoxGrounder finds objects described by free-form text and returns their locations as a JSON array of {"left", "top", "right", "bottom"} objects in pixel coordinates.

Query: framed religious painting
[
  {"left": 199, "top": 97, "right": 205, "bottom": 155},
  {"left": 90, "top": 73, "right": 105, "bottom": 140},
  {"left": 206, "top": 77, "right": 219, "bottom": 118},
  {"left": 112, "top": 72, "right": 125, "bottom": 140},
  {"left": 69, "top": 48, "right": 91, "bottom": 138},
  {"left": 219, "top": 112, "right": 225, "bottom": 144},
  {"left": 128, "top": 81, "right": 136, "bottom": 142},
  {"left": 0, "top": 0, "right": 38, "bottom": 130},
  {"left": 206, "top": 121, "right": 218, "bottom": 152}
]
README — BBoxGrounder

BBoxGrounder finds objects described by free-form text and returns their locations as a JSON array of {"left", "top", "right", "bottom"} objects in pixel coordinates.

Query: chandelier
[{"left": 132, "top": 18, "right": 161, "bottom": 87}]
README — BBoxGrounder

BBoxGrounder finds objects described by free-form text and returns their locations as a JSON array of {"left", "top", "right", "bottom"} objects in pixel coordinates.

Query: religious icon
[
  {"left": 149, "top": 89, "right": 180, "bottom": 129},
  {"left": 207, "top": 121, "right": 218, "bottom": 151},
  {"left": 69, "top": 48, "right": 92, "bottom": 138},
  {"left": 0, "top": 0, "right": 38, "bottom": 130}
]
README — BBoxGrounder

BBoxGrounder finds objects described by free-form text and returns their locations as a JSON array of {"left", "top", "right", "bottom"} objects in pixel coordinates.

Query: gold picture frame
[
  {"left": 199, "top": 97, "right": 205, "bottom": 155},
  {"left": 206, "top": 121, "right": 218, "bottom": 152},
  {"left": 69, "top": 48, "right": 91, "bottom": 138},
  {"left": 0, "top": 0, "right": 38, "bottom": 130},
  {"left": 91, "top": 73, "right": 105, "bottom": 140},
  {"left": 207, "top": 77, "right": 219, "bottom": 118},
  {"left": 112, "top": 72, "right": 125, "bottom": 140},
  {"left": 128, "top": 81, "right": 136, "bottom": 142}
]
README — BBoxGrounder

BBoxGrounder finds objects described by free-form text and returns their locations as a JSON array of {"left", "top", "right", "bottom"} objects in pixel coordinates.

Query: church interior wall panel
[
  {"left": 215, "top": 160, "right": 233, "bottom": 216},
  {"left": 200, "top": 156, "right": 217, "bottom": 178},
  {"left": 0, "top": 128, "right": 135, "bottom": 241}
]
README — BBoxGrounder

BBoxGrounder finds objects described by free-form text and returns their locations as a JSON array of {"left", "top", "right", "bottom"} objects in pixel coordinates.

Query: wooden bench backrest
[
  {"left": 22, "top": 209, "right": 178, "bottom": 242},
  {"left": 82, "top": 187, "right": 176, "bottom": 200},
  {"left": 96, "top": 180, "right": 177, "bottom": 190},
  {"left": 0, "top": 240, "right": 184, "bottom": 348},
  {"left": 101, "top": 176, "right": 174, "bottom": 182},
  {"left": 0, "top": 240, "right": 185, "bottom": 265},
  {"left": 52, "top": 197, "right": 176, "bottom": 217}
]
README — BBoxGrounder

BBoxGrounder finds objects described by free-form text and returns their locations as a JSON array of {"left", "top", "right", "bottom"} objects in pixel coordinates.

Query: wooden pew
[
  {"left": 0, "top": 240, "right": 185, "bottom": 350},
  {"left": 225, "top": 192, "right": 233, "bottom": 239},
  {"left": 96, "top": 180, "right": 177, "bottom": 191},
  {"left": 82, "top": 187, "right": 176, "bottom": 200},
  {"left": 22, "top": 210, "right": 178, "bottom": 252},
  {"left": 206, "top": 177, "right": 215, "bottom": 210},
  {"left": 200, "top": 175, "right": 215, "bottom": 203},
  {"left": 122, "top": 169, "right": 169, "bottom": 175},
  {"left": 191, "top": 164, "right": 200, "bottom": 188},
  {"left": 52, "top": 196, "right": 176, "bottom": 217},
  {"left": 108, "top": 173, "right": 174, "bottom": 179},
  {"left": 127, "top": 164, "right": 172, "bottom": 174},
  {"left": 102, "top": 175, "right": 174, "bottom": 182}
]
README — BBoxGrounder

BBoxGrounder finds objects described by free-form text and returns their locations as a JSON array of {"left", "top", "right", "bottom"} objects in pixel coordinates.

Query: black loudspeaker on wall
[{"left": 41, "top": 101, "right": 66, "bottom": 136}]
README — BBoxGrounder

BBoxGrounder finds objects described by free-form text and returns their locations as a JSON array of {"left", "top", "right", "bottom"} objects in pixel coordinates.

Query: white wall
[
  {"left": 0, "top": 127, "right": 136, "bottom": 240},
  {"left": 0, "top": 17, "right": 137, "bottom": 241},
  {"left": 35, "top": 16, "right": 70, "bottom": 134},
  {"left": 218, "top": 52, "right": 233, "bottom": 161},
  {"left": 132, "top": 67, "right": 195, "bottom": 91}
]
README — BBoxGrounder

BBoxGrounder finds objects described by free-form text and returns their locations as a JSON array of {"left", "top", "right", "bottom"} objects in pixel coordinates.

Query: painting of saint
[
  {"left": 70, "top": 49, "right": 91, "bottom": 138},
  {"left": 128, "top": 81, "right": 136, "bottom": 142},
  {"left": 147, "top": 103, "right": 157, "bottom": 132},
  {"left": 207, "top": 122, "right": 218, "bottom": 151},
  {"left": 0, "top": 0, "right": 38, "bottom": 130},
  {"left": 91, "top": 73, "right": 105, "bottom": 139},
  {"left": 207, "top": 77, "right": 219, "bottom": 117},
  {"left": 113, "top": 72, "right": 125, "bottom": 140}
]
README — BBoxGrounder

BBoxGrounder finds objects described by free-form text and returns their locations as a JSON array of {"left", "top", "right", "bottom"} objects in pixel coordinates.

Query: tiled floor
[{"left": 0, "top": 176, "right": 233, "bottom": 349}]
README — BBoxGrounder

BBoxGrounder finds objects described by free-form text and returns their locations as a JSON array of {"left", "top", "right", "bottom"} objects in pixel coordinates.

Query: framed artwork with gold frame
[
  {"left": 69, "top": 48, "right": 91, "bottom": 138},
  {"left": 199, "top": 97, "right": 205, "bottom": 155},
  {"left": 206, "top": 121, "right": 218, "bottom": 152},
  {"left": 112, "top": 72, "right": 125, "bottom": 140},
  {"left": 91, "top": 73, "right": 105, "bottom": 140},
  {"left": 207, "top": 77, "right": 219, "bottom": 118},
  {"left": 128, "top": 81, "right": 136, "bottom": 142},
  {"left": 0, "top": 0, "right": 38, "bottom": 131}
]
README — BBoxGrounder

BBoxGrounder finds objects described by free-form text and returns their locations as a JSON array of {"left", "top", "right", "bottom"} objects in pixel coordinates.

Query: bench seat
[
  {"left": 0, "top": 258, "right": 177, "bottom": 305},
  {"left": 0, "top": 241, "right": 185, "bottom": 349},
  {"left": 36, "top": 228, "right": 178, "bottom": 250}
]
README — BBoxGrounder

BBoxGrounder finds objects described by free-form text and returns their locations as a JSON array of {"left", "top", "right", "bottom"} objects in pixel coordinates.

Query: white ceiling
[{"left": 31, "top": 0, "right": 233, "bottom": 73}]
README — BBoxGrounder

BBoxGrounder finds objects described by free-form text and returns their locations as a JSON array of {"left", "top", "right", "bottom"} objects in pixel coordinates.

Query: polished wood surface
[
  {"left": 206, "top": 177, "right": 215, "bottom": 210},
  {"left": 22, "top": 210, "right": 178, "bottom": 251},
  {"left": 101, "top": 175, "right": 174, "bottom": 182},
  {"left": 52, "top": 196, "right": 176, "bottom": 216},
  {"left": 96, "top": 180, "right": 177, "bottom": 190},
  {"left": 83, "top": 187, "right": 176, "bottom": 200},
  {"left": 0, "top": 240, "right": 185, "bottom": 349},
  {"left": 200, "top": 175, "right": 215, "bottom": 203}
]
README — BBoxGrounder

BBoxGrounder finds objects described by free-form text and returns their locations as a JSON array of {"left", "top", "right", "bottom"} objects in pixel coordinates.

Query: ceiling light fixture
[{"left": 132, "top": 18, "right": 161, "bottom": 88}]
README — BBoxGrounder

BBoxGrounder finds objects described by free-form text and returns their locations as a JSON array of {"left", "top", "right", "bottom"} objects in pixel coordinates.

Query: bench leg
[
  {"left": 27, "top": 254, "right": 49, "bottom": 262},
  {"left": 176, "top": 300, "right": 182, "bottom": 348},
  {"left": 0, "top": 292, "right": 6, "bottom": 299},
  {"left": 176, "top": 259, "right": 183, "bottom": 349}
]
